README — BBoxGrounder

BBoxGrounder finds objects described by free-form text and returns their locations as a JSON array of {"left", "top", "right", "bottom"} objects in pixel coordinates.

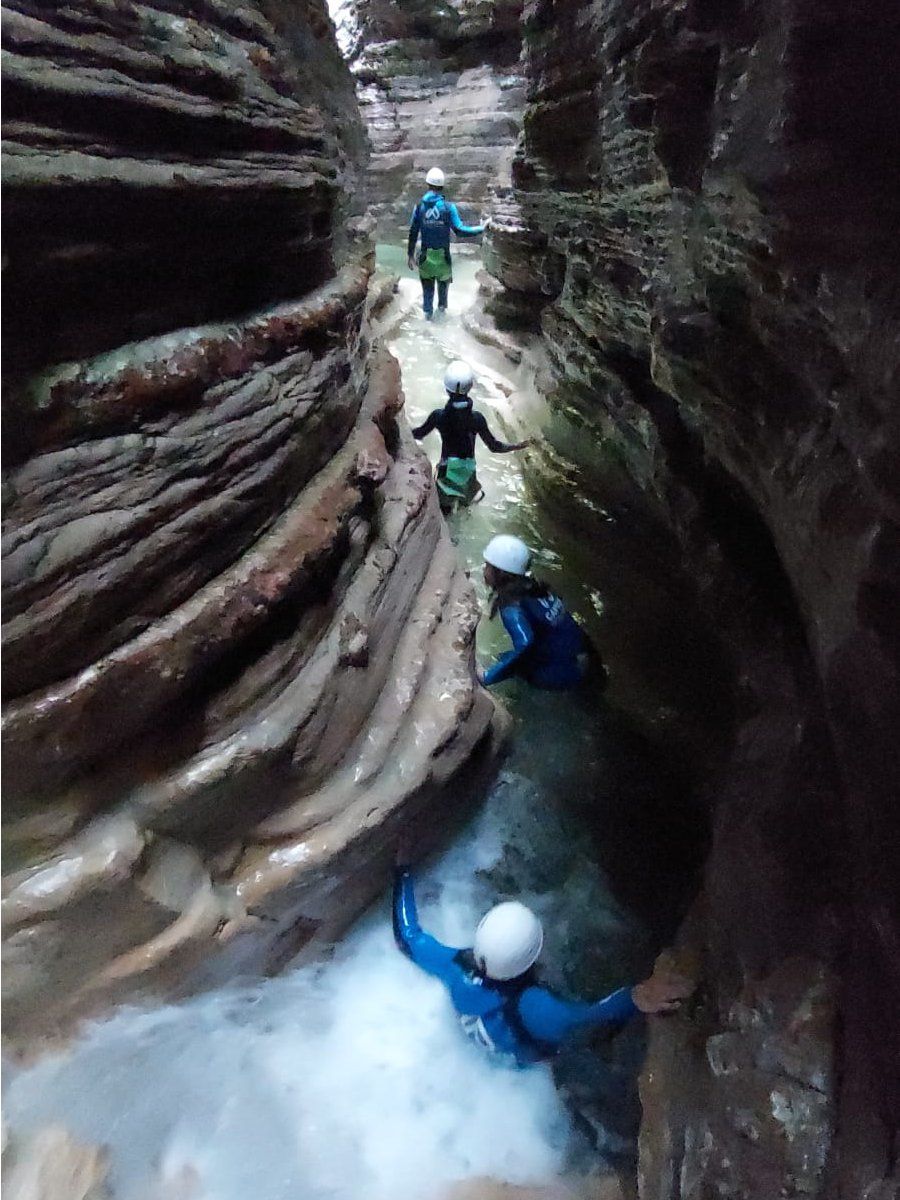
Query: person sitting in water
[
  {"left": 411, "top": 362, "right": 531, "bottom": 513},
  {"left": 393, "top": 854, "right": 693, "bottom": 1067},
  {"left": 407, "top": 167, "right": 490, "bottom": 319},
  {"left": 479, "top": 535, "right": 599, "bottom": 690}
]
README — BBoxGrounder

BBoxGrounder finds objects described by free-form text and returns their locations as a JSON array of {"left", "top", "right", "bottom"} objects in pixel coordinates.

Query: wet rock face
[
  {"left": 640, "top": 949, "right": 837, "bottom": 1200},
  {"left": 331, "top": 0, "right": 525, "bottom": 238},
  {"left": 484, "top": 0, "right": 900, "bottom": 1194},
  {"left": 1, "top": 0, "right": 495, "bottom": 1039},
  {"left": 1, "top": 0, "right": 365, "bottom": 385}
]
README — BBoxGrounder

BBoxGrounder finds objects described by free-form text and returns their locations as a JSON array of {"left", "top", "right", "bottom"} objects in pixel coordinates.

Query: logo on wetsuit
[
  {"left": 422, "top": 199, "right": 446, "bottom": 226},
  {"left": 451, "top": 952, "right": 556, "bottom": 1064},
  {"left": 537, "top": 596, "right": 566, "bottom": 626},
  {"left": 459, "top": 1013, "right": 500, "bottom": 1054}
]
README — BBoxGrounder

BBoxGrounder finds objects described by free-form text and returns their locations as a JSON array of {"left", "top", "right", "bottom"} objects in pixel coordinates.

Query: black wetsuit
[{"left": 412, "top": 403, "right": 516, "bottom": 465}]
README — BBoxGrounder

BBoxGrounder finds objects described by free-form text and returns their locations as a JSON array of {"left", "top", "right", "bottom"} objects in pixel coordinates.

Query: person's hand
[
  {"left": 482, "top": 216, "right": 492, "bottom": 231},
  {"left": 632, "top": 966, "right": 694, "bottom": 1014},
  {"left": 408, "top": 255, "right": 417, "bottom": 272}
]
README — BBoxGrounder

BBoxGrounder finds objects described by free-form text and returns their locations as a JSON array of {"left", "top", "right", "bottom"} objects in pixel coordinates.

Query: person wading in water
[
  {"left": 479, "top": 535, "right": 604, "bottom": 690},
  {"left": 407, "top": 167, "right": 489, "bottom": 319},
  {"left": 411, "top": 363, "right": 532, "bottom": 514},
  {"left": 393, "top": 848, "right": 693, "bottom": 1067}
]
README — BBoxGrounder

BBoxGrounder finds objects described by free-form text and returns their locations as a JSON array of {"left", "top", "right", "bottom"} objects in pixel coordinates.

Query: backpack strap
[{"left": 453, "top": 951, "right": 558, "bottom": 1062}]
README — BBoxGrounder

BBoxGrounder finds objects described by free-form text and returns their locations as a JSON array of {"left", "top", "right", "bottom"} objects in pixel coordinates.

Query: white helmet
[
  {"left": 444, "top": 360, "right": 474, "bottom": 396},
  {"left": 483, "top": 534, "right": 531, "bottom": 577},
  {"left": 426, "top": 167, "right": 446, "bottom": 188},
  {"left": 474, "top": 902, "right": 544, "bottom": 980}
]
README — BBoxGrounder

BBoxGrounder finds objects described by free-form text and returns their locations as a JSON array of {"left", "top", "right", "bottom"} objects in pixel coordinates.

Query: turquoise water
[{"left": 380, "top": 247, "right": 701, "bottom": 936}]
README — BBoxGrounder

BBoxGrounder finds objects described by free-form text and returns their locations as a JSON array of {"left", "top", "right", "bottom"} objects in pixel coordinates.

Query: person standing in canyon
[
  {"left": 411, "top": 362, "right": 532, "bottom": 513},
  {"left": 393, "top": 851, "right": 693, "bottom": 1066},
  {"left": 407, "top": 167, "right": 490, "bottom": 319},
  {"left": 478, "top": 535, "right": 603, "bottom": 690}
]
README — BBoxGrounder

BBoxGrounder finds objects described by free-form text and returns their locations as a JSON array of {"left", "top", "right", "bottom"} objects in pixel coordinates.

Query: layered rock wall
[
  {"left": 1, "top": 0, "right": 495, "bottom": 1040},
  {"left": 331, "top": 0, "right": 526, "bottom": 238},
  {"left": 483, "top": 0, "right": 900, "bottom": 1195}
]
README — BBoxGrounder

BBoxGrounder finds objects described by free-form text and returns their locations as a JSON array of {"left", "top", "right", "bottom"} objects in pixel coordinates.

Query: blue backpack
[{"left": 419, "top": 194, "right": 452, "bottom": 250}]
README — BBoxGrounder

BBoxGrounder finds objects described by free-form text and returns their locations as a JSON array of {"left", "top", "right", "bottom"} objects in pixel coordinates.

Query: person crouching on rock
[
  {"left": 407, "top": 167, "right": 490, "bottom": 319},
  {"left": 411, "top": 362, "right": 532, "bottom": 514},
  {"left": 393, "top": 849, "right": 693, "bottom": 1067},
  {"left": 478, "top": 535, "right": 603, "bottom": 690}
]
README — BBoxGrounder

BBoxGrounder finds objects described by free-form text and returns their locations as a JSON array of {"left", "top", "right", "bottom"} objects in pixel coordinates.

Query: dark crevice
[
  {"left": 634, "top": 36, "right": 720, "bottom": 190},
  {"left": 603, "top": 345, "right": 806, "bottom": 634}
]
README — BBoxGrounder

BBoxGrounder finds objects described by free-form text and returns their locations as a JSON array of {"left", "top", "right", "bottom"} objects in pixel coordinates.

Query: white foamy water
[{"left": 4, "top": 775, "right": 642, "bottom": 1200}]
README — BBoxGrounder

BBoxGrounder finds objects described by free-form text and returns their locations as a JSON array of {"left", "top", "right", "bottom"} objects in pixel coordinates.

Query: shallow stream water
[{"left": 3, "top": 251, "right": 699, "bottom": 1199}]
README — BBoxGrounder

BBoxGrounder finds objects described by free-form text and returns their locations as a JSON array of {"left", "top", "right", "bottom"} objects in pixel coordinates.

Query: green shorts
[
  {"left": 437, "top": 458, "right": 479, "bottom": 505},
  {"left": 418, "top": 248, "right": 453, "bottom": 282}
]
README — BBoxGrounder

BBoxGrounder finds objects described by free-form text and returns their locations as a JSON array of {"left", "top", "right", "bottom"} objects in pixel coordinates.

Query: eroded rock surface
[
  {"left": 1, "top": 0, "right": 496, "bottom": 1041},
  {"left": 481, "top": 0, "right": 900, "bottom": 1195}
]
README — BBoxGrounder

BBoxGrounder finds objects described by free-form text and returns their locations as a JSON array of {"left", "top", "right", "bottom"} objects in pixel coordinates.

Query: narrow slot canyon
[{"left": 2, "top": 3, "right": 898, "bottom": 1199}]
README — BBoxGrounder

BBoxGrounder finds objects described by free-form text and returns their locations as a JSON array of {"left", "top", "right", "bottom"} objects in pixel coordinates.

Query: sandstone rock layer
[{"left": 1, "top": 0, "right": 495, "bottom": 1040}]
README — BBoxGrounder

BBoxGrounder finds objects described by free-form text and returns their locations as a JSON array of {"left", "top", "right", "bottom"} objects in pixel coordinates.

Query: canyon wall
[
  {"left": 330, "top": 0, "right": 526, "bottom": 238},
  {"left": 482, "top": 0, "right": 900, "bottom": 1196},
  {"left": 1, "top": 0, "right": 496, "bottom": 1041}
]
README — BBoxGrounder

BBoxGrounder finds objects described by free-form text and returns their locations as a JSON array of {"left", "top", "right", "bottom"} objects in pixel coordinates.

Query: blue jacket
[
  {"left": 483, "top": 592, "right": 588, "bottom": 689},
  {"left": 408, "top": 191, "right": 484, "bottom": 256},
  {"left": 393, "top": 869, "right": 638, "bottom": 1067}
]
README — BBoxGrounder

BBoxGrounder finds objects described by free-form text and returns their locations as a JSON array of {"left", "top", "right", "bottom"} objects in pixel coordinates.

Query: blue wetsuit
[
  {"left": 483, "top": 591, "right": 588, "bottom": 690},
  {"left": 393, "top": 868, "right": 638, "bottom": 1067},
  {"left": 407, "top": 191, "right": 484, "bottom": 316}
]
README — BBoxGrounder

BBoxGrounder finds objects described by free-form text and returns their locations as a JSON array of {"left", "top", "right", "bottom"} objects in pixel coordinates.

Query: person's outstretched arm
[
  {"left": 481, "top": 604, "right": 535, "bottom": 686},
  {"left": 448, "top": 202, "right": 485, "bottom": 238},
  {"left": 517, "top": 967, "right": 694, "bottom": 1046},
  {"left": 393, "top": 866, "right": 460, "bottom": 978},
  {"left": 411, "top": 410, "right": 441, "bottom": 440},
  {"left": 517, "top": 985, "right": 638, "bottom": 1045},
  {"left": 407, "top": 204, "right": 422, "bottom": 266},
  {"left": 474, "top": 412, "right": 531, "bottom": 455}
]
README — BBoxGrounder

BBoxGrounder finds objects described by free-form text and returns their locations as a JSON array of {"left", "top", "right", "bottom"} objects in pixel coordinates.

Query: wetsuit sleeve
[
  {"left": 407, "top": 204, "right": 422, "bottom": 257},
  {"left": 411, "top": 410, "right": 442, "bottom": 439},
  {"left": 393, "top": 868, "right": 460, "bottom": 978},
  {"left": 448, "top": 202, "right": 484, "bottom": 238},
  {"left": 473, "top": 411, "right": 516, "bottom": 454},
  {"left": 517, "top": 985, "right": 639, "bottom": 1046},
  {"left": 481, "top": 603, "right": 535, "bottom": 686}
]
